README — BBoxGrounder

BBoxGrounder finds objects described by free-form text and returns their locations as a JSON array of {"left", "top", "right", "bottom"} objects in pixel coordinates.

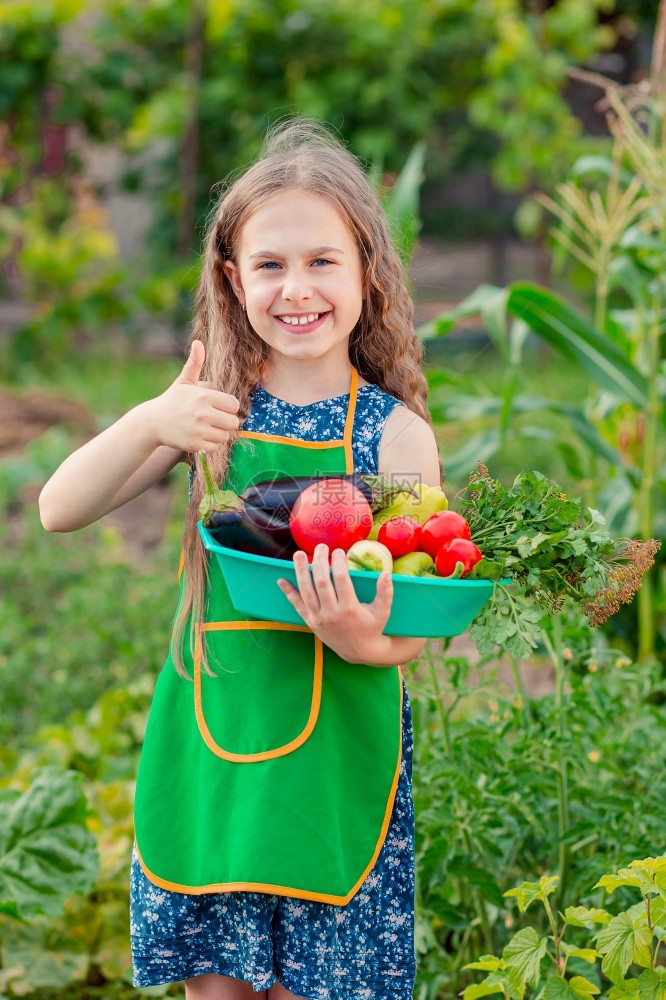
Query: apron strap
[{"left": 343, "top": 366, "right": 359, "bottom": 473}]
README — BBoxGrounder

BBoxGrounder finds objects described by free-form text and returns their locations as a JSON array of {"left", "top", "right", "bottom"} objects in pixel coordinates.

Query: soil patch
[
  {"left": 3, "top": 385, "right": 174, "bottom": 560},
  {"left": 0, "top": 386, "right": 96, "bottom": 456}
]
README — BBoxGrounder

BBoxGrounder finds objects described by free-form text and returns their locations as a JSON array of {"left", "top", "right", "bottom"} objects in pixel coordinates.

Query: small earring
[{"left": 241, "top": 303, "right": 246, "bottom": 311}]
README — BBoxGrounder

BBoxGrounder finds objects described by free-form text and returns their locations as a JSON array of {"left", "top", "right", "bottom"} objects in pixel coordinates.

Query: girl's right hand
[{"left": 146, "top": 340, "right": 241, "bottom": 453}]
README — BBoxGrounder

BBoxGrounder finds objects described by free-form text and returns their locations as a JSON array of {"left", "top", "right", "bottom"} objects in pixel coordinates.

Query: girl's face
[{"left": 223, "top": 189, "right": 364, "bottom": 368}]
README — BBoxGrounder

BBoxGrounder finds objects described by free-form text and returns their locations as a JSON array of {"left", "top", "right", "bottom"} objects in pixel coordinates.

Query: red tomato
[
  {"left": 435, "top": 538, "right": 483, "bottom": 577},
  {"left": 305, "top": 550, "right": 333, "bottom": 564},
  {"left": 290, "top": 478, "right": 372, "bottom": 554},
  {"left": 419, "top": 510, "right": 471, "bottom": 558},
  {"left": 377, "top": 516, "right": 420, "bottom": 558}
]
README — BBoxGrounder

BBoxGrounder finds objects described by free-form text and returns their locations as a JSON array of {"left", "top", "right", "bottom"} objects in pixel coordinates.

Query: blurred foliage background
[
  {"left": 0, "top": 0, "right": 660, "bottom": 361},
  {"left": 1, "top": 1, "right": 665, "bottom": 998}
]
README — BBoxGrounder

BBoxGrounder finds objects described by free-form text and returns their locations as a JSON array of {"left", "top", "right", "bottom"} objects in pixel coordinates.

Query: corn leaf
[{"left": 506, "top": 284, "right": 648, "bottom": 408}]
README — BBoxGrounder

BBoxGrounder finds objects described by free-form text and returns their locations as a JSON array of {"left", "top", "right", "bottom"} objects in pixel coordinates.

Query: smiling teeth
[{"left": 280, "top": 313, "right": 320, "bottom": 325}]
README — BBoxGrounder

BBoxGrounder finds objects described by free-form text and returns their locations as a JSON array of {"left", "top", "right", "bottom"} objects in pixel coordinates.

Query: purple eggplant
[
  {"left": 205, "top": 504, "right": 298, "bottom": 559},
  {"left": 242, "top": 474, "right": 414, "bottom": 517},
  {"left": 198, "top": 452, "right": 297, "bottom": 559}
]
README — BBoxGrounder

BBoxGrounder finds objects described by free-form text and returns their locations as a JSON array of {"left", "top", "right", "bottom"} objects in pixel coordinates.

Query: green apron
[{"left": 133, "top": 367, "right": 403, "bottom": 905}]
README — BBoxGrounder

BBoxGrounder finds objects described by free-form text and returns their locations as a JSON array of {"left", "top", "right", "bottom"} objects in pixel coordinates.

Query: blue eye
[
  {"left": 313, "top": 259, "right": 332, "bottom": 266},
  {"left": 259, "top": 261, "right": 280, "bottom": 270}
]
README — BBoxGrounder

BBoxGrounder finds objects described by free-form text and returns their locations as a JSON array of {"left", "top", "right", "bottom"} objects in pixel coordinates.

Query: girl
[{"left": 39, "top": 119, "right": 441, "bottom": 1000}]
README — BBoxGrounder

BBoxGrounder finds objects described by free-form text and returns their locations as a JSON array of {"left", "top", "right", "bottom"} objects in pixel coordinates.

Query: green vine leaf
[
  {"left": 465, "top": 957, "right": 509, "bottom": 973},
  {"left": 503, "top": 927, "right": 549, "bottom": 991},
  {"left": 596, "top": 873, "right": 643, "bottom": 894},
  {"left": 560, "top": 943, "right": 599, "bottom": 964},
  {"left": 637, "top": 969, "right": 666, "bottom": 1000},
  {"left": 543, "top": 975, "right": 601, "bottom": 1000},
  {"left": 596, "top": 859, "right": 666, "bottom": 899},
  {"left": 505, "top": 876, "right": 560, "bottom": 913},
  {"left": 596, "top": 912, "right": 653, "bottom": 984},
  {"left": 463, "top": 972, "right": 511, "bottom": 1000},
  {"left": 650, "top": 898, "right": 666, "bottom": 928},
  {"left": 562, "top": 906, "right": 611, "bottom": 929},
  {"left": 608, "top": 980, "right": 641, "bottom": 1000}
]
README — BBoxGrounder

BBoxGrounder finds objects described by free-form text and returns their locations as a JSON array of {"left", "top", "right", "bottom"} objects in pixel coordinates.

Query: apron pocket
[{"left": 194, "top": 621, "right": 322, "bottom": 762}]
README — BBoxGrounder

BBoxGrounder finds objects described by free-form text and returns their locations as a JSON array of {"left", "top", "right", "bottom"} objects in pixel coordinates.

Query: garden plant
[
  {"left": 428, "top": 70, "right": 666, "bottom": 663},
  {"left": 1, "top": 3, "right": 665, "bottom": 999}
]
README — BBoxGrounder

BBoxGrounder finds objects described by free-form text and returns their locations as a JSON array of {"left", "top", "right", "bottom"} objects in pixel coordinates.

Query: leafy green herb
[{"left": 457, "top": 464, "right": 660, "bottom": 658}]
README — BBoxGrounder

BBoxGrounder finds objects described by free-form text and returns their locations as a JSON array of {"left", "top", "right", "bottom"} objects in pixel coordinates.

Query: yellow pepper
[{"left": 367, "top": 482, "right": 448, "bottom": 540}]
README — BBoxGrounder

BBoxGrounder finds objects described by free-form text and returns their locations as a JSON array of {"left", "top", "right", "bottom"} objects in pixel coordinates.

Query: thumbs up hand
[
  {"left": 146, "top": 340, "right": 241, "bottom": 453},
  {"left": 174, "top": 337, "right": 207, "bottom": 387}
]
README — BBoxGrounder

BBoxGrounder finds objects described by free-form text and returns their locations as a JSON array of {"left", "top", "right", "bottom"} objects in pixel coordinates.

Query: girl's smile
[
  {"left": 274, "top": 310, "right": 331, "bottom": 333},
  {"left": 223, "top": 189, "right": 364, "bottom": 372}
]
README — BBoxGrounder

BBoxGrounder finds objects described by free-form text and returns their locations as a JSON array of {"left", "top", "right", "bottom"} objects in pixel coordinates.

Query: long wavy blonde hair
[{"left": 172, "top": 118, "right": 434, "bottom": 677}]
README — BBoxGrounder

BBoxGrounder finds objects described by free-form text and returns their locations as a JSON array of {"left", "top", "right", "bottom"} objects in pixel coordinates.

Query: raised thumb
[{"left": 175, "top": 339, "right": 205, "bottom": 385}]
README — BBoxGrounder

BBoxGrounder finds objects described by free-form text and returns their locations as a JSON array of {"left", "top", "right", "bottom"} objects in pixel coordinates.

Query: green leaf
[
  {"left": 562, "top": 906, "right": 611, "bottom": 929},
  {"left": 537, "top": 401, "right": 624, "bottom": 467},
  {"left": 463, "top": 973, "right": 511, "bottom": 1000},
  {"left": 503, "top": 927, "right": 548, "bottom": 989},
  {"left": 609, "top": 981, "right": 641, "bottom": 1000},
  {"left": 637, "top": 969, "right": 666, "bottom": 1000},
  {"left": 383, "top": 141, "right": 427, "bottom": 266},
  {"left": 619, "top": 227, "right": 666, "bottom": 251},
  {"left": 596, "top": 874, "right": 643, "bottom": 894},
  {"left": 438, "top": 429, "right": 501, "bottom": 480},
  {"left": 428, "top": 281, "right": 649, "bottom": 410},
  {"left": 544, "top": 977, "right": 601, "bottom": 1000},
  {"left": 422, "top": 283, "right": 508, "bottom": 341},
  {"left": 469, "top": 558, "right": 506, "bottom": 581},
  {"left": 505, "top": 283, "right": 649, "bottom": 409},
  {"left": 0, "top": 918, "right": 88, "bottom": 992},
  {"left": 595, "top": 862, "right": 666, "bottom": 897},
  {"left": 0, "top": 767, "right": 99, "bottom": 919},
  {"left": 465, "top": 957, "right": 508, "bottom": 973},
  {"left": 568, "top": 154, "right": 635, "bottom": 186},
  {"left": 650, "top": 897, "right": 666, "bottom": 928},
  {"left": 628, "top": 858, "right": 666, "bottom": 900},
  {"left": 569, "top": 977, "right": 602, "bottom": 1000},
  {"left": 504, "top": 876, "right": 559, "bottom": 913},
  {"left": 561, "top": 942, "right": 599, "bottom": 964},
  {"left": 596, "top": 912, "right": 652, "bottom": 985}
]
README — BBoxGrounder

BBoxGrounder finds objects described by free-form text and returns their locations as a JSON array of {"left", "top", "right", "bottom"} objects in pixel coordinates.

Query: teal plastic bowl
[{"left": 198, "top": 521, "right": 504, "bottom": 639}]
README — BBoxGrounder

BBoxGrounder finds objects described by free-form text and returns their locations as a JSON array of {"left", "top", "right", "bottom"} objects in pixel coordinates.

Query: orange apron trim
[
  {"left": 238, "top": 366, "right": 357, "bottom": 471},
  {"left": 134, "top": 670, "right": 403, "bottom": 906},
  {"left": 240, "top": 431, "right": 345, "bottom": 448},
  {"left": 193, "top": 621, "right": 324, "bottom": 763}
]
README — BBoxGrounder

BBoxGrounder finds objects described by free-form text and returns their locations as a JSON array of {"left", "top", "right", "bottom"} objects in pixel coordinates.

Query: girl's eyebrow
[{"left": 249, "top": 245, "right": 344, "bottom": 260}]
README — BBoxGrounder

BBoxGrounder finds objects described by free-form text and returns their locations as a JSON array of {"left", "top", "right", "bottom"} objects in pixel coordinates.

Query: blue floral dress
[{"left": 130, "top": 383, "right": 417, "bottom": 999}]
